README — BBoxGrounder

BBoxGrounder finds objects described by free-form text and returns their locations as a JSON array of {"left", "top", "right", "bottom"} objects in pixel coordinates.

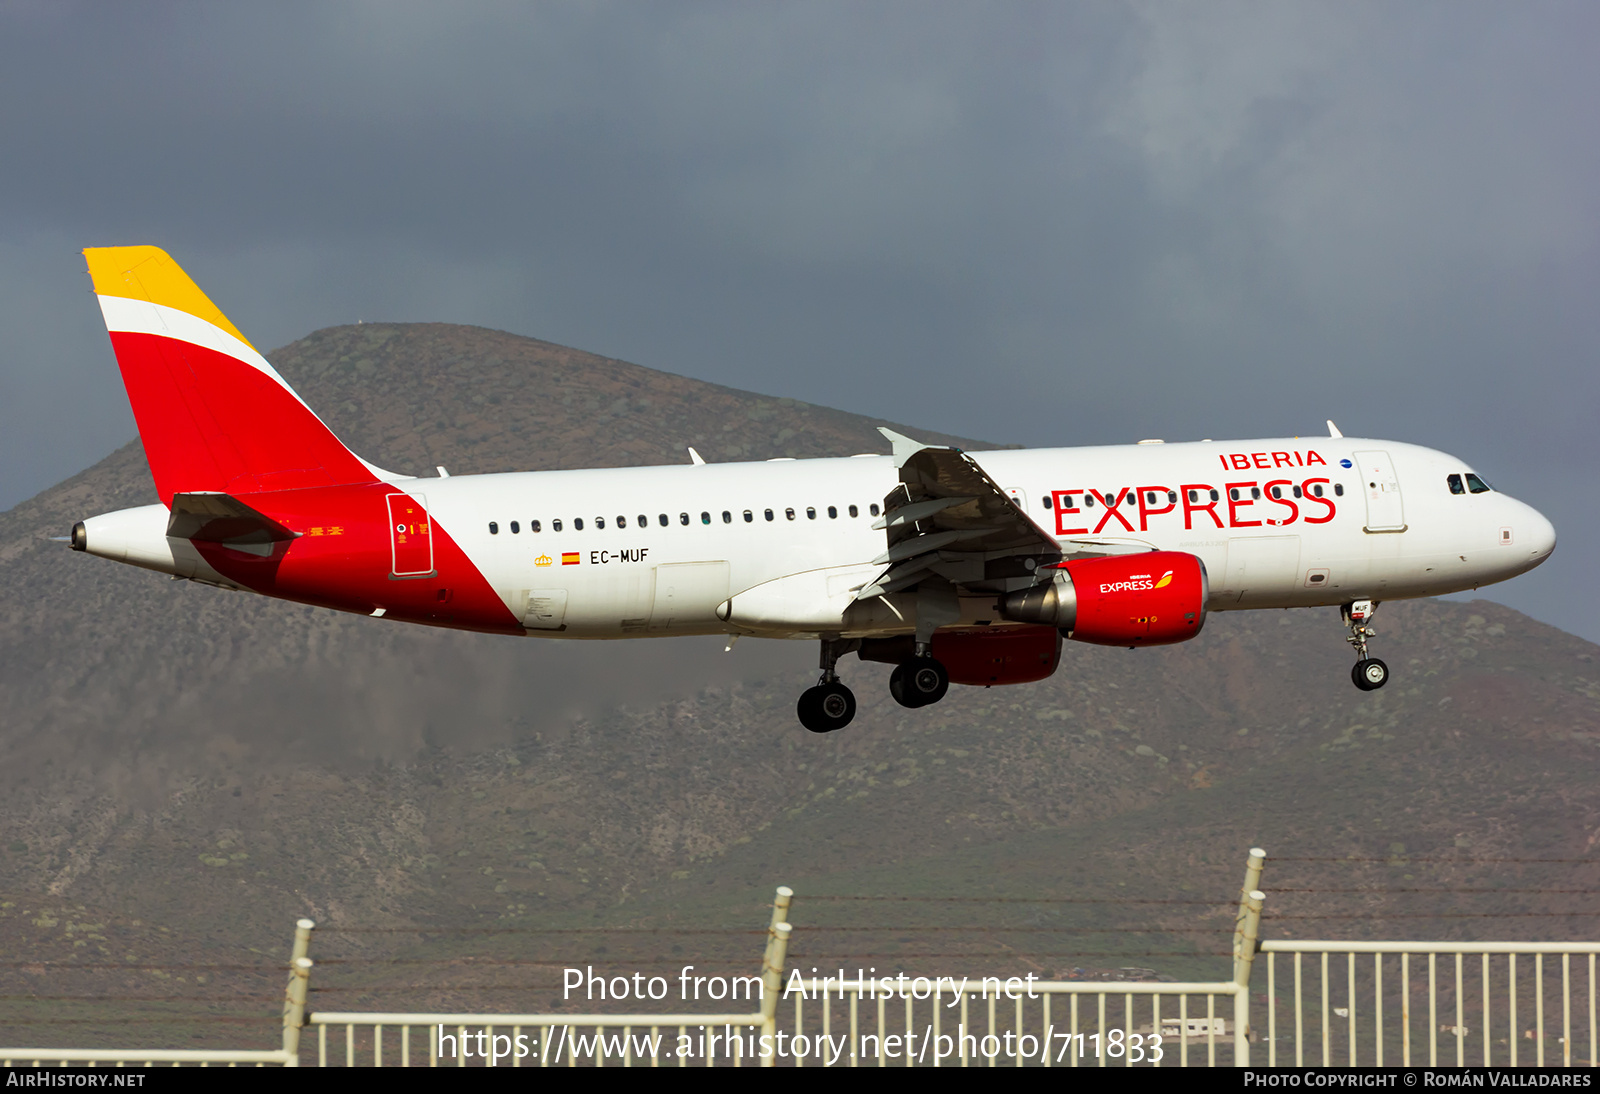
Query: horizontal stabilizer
[{"left": 166, "top": 492, "right": 299, "bottom": 546}]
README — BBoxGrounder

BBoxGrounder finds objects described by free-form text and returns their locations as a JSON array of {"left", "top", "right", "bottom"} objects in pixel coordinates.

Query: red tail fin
[{"left": 84, "top": 246, "right": 379, "bottom": 505}]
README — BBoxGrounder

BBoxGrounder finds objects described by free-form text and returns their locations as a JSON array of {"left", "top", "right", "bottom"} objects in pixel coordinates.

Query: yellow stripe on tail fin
[{"left": 84, "top": 246, "right": 254, "bottom": 348}]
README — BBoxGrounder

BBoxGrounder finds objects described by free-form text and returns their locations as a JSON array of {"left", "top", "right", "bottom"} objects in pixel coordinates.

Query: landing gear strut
[
  {"left": 797, "top": 638, "right": 857, "bottom": 732},
  {"left": 1343, "top": 600, "right": 1389, "bottom": 691}
]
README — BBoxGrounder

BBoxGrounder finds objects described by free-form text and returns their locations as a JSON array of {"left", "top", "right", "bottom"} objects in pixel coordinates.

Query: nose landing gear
[
  {"left": 1343, "top": 600, "right": 1389, "bottom": 691},
  {"left": 797, "top": 638, "right": 858, "bottom": 733}
]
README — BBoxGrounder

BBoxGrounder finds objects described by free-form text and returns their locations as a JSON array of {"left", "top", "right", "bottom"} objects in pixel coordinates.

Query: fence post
[
  {"left": 281, "top": 918, "right": 316, "bottom": 1066},
  {"left": 1233, "top": 887, "right": 1265, "bottom": 1067},
  {"left": 764, "top": 886, "right": 793, "bottom": 967},
  {"left": 759, "top": 893, "right": 794, "bottom": 1070},
  {"left": 1232, "top": 848, "right": 1265, "bottom": 981}
]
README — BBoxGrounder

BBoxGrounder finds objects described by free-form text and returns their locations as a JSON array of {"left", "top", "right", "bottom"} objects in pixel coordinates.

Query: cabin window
[
  {"left": 595, "top": 517, "right": 605, "bottom": 529},
  {"left": 1448, "top": 474, "right": 1465, "bottom": 495},
  {"left": 616, "top": 516, "right": 626, "bottom": 529},
  {"left": 531, "top": 519, "right": 541, "bottom": 533},
  {"left": 637, "top": 515, "right": 647, "bottom": 528},
  {"left": 828, "top": 506, "right": 838, "bottom": 519},
  {"left": 677, "top": 513, "right": 687, "bottom": 526},
  {"left": 1230, "top": 489, "right": 1239, "bottom": 501},
  {"left": 1209, "top": 489, "right": 1219, "bottom": 502},
  {"left": 1042, "top": 496, "right": 1053, "bottom": 509},
  {"left": 1167, "top": 491, "right": 1177, "bottom": 503},
  {"left": 785, "top": 508, "right": 796, "bottom": 521},
  {"left": 1334, "top": 484, "right": 1344, "bottom": 497},
  {"left": 553, "top": 519, "right": 563, "bottom": 532},
  {"left": 700, "top": 512, "right": 710, "bottom": 525},
  {"left": 510, "top": 521, "right": 520, "bottom": 534},
  {"left": 489, "top": 522, "right": 499, "bottom": 535},
  {"left": 848, "top": 504, "right": 859, "bottom": 517},
  {"left": 1187, "top": 491, "right": 1197, "bottom": 504},
  {"left": 807, "top": 507, "right": 817, "bottom": 520},
  {"left": 764, "top": 509, "right": 774, "bottom": 522},
  {"left": 660, "top": 514, "right": 670, "bottom": 527},
  {"left": 722, "top": 511, "right": 733, "bottom": 524},
  {"left": 1311, "top": 485, "right": 1324, "bottom": 498},
  {"left": 1085, "top": 494, "right": 1096, "bottom": 508},
  {"left": 574, "top": 518, "right": 585, "bottom": 530},
  {"left": 1466, "top": 473, "right": 1492, "bottom": 494},
  {"left": 869, "top": 503, "right": 880, "bottom": 516},
  {"left": 743, "top": 510, "right": 753, "bottom": 523},
  {"left": 1292, "top": 486, "right": 1302, "bottom": 499}
]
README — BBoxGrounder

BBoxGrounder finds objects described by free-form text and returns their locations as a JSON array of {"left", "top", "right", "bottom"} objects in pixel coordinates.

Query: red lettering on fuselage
[
  {"left": 1263, "top": 479, "right": 1299, "bottom": 525},
  {"left": 1181, "top": 484, "right": 1224, "bottom": 529},
  {"left": 1054, "top": 466, "right": 1339, "bottom": 536},
  {"left": 1052, "top": 490, "right": 1088, "bottom": 536},
  {"left": 1090, "top": 488, "right": 1137, "bottom": 533},
  {"left": 1223, "top": 449, "right": 1324, "bottom": 471},
  {"left": 1301, "top": 478, "right": 1336, "bottom": 523},
  {"left": 1225, "top": 482, "right": 1262, "bottom": 528},
  {"left": 1136, "top": 486, "right": 1175, "bottom": 531}
]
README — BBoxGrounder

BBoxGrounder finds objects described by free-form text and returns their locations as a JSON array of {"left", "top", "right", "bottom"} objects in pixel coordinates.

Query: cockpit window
[
  {"left": 1465, "top": 473, "right": 1492, "bottom": 494},
  {"left": 1447, "top": 474, "right": 1465, "bottom": 495}
]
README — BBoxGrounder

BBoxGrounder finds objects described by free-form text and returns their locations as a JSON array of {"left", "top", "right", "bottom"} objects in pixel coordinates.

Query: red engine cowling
[
  {"left": 858, "top": 625, "right": 1062, "bottom": 686},
  {"left": 1001, "top": 550, "right": 1208, "bottom": 647}
]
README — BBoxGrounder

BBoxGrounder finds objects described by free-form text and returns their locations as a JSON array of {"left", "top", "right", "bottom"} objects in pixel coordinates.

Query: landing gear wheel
[
  {"left": 1351, "top": 658, "right": 1389, "bottom": 691},
  {"left": 797, "top": 682, "right": 856, "bottom": 732},
  {"left": 890, "top": 657, "right": 949, "bottom": 708}
]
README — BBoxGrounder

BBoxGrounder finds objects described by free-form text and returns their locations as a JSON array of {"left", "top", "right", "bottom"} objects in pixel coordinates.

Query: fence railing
[
  {"left": 1259, "top": 941, "right": 1600, "bottom": 1068},
  {"left": 8, "top": 846, "right": 1600, "bottom": 1067}
]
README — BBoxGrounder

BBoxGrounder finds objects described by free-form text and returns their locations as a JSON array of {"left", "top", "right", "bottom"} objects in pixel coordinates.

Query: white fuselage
[{"left": 400, "top": 436, "right": 1553, "bottom": 639}]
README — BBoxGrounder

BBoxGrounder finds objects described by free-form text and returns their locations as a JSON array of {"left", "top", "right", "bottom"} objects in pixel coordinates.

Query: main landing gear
[
  {"left": 1343, "top": 599, "right": 1389, "bottom": 692},
  {"left": 797, "top": 638, "right": 857, "bottom": 733},
  {"left": 890, "top": 654, "right": 949, "bottom": 709},
  {"left": 796, "top": 638, "right": 955, "bottom": 730}
]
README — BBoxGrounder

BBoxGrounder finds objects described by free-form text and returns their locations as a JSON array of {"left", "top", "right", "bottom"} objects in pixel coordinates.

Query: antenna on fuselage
[
  {"left": 687, "top": 447, "right": 706, "bottom": 465},
  {"left": 1326, "top": 420, "right": 1344, "bottom": 438}
]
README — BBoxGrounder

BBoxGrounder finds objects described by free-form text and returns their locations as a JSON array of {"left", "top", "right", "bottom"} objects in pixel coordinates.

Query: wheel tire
[
  {"left": 889, "top": 665, "right": 922, "bottom": 708},
  {"left": 903, "top": 656, "right": 950, "bottom": 706},
  {"left": 1351, "top": 658, "right": 1389, "bottom": 691},
  {"left": 796, "top": 687, "right": 825, "bottom": 730},
  {"left": 816, "top": 683, "right": 856, "bottom": 731},
  {"left": 798, "top": 683, "right": 856, "bottom": 732}
]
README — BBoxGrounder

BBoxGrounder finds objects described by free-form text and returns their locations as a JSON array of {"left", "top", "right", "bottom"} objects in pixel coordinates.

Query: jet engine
[{"left": 999, "top": 551, "right": 1208, "bottom": 647}]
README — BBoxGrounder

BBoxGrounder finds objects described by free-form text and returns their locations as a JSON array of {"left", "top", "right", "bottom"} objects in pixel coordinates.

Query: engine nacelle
[
  {"left": 859, "top": 625, "right": 1061, "bottom": 686},
  {"left": 1000, "top": 551, "right": 1208, "bottom": 647}
]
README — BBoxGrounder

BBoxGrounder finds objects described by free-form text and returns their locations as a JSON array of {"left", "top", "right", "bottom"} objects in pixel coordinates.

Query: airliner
[{"left": 66, "top": 247, "right": 1556, "bottom": 732}]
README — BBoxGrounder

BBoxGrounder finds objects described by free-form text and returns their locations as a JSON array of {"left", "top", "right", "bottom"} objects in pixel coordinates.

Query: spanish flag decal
[{"left": 562, "top": 552, "right": 580, "bottom": 566}]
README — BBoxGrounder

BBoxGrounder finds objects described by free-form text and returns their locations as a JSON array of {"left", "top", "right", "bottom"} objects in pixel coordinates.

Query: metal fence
[
  {"left": 8, "top": 847, "right": 1600, "bottom": 1067},
  {"left": 1259, "top": 941, "right": 1600, "bottom": 1068}
]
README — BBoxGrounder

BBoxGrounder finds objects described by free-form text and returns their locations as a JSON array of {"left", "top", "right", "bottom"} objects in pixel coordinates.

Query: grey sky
[{"left": 2, "top": 2, "right": 1595, "bottom": 637}]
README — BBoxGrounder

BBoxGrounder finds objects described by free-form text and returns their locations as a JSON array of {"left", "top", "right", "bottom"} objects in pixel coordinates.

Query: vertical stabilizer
[{"left": 84, "top": 246, "right": 379, "bottom": 504}]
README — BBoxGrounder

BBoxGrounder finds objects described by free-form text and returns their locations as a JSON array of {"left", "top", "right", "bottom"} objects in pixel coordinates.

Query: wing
[{"left": 857, "top": 429, "right": 1157, "bottom": 600}]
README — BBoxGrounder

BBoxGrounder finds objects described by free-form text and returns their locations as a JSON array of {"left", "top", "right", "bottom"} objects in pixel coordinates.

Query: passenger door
[{"left": 1353, "top": 451, "right": 1406, "bottom": 532}]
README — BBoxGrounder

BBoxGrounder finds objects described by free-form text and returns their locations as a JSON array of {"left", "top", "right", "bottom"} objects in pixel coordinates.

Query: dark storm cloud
[{"left": 2, "top": 2, "right": 1596, "bottom": 636}]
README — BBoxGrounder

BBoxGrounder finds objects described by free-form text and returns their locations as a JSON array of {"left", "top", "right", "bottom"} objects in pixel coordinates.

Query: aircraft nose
[{"left": 1520, "top": 503, "right": 1556, "bottom": 566}]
